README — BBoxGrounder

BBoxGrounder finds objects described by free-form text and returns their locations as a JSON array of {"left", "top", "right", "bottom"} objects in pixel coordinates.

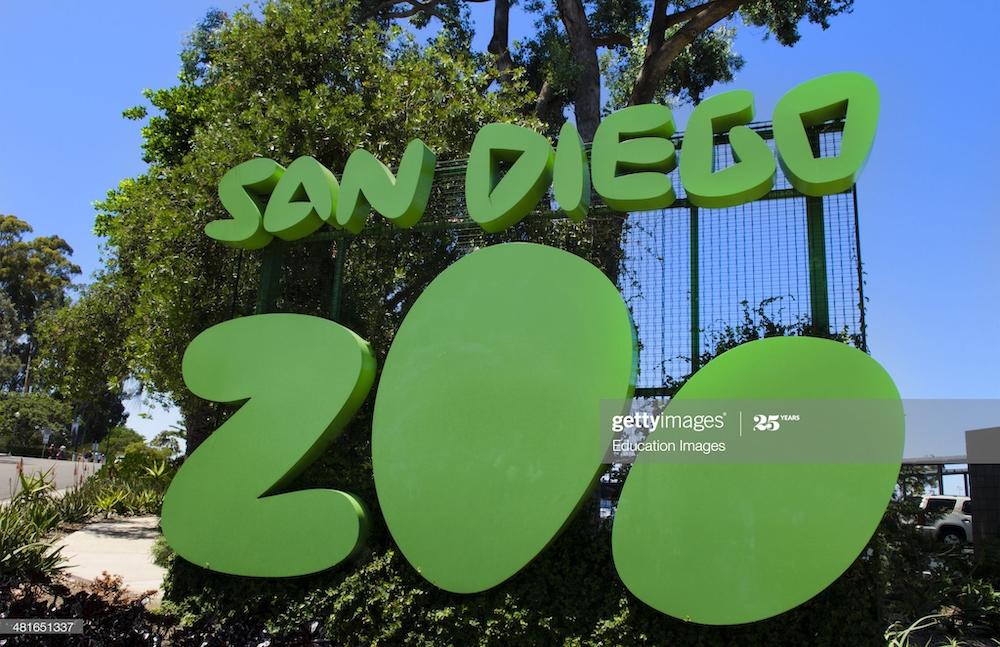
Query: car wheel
[{"left": 939, "top": 528, "right": 964, "bottom": 546}]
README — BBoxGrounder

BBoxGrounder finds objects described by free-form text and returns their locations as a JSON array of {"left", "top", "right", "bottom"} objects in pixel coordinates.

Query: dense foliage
[
  {"left": 99, "top": 425, "right": 145, "bottom": 459},
  {"left": 0, "top": 215, "right": 80, "bottom": 393},
  {"left": 155, "top": 465, "right": 1000, "bottom": 646},
  {"left": 0, "top": 392, "right": 72, "bottom": 451},
  {"left": 364, "top": 0, "right": 854, "bottom": 138},
  {"left": 55, "top": 0, "right": 546, "bottom": 453},
  {"left": 0, "top": 212, "right": 128, "bottom": 450}
]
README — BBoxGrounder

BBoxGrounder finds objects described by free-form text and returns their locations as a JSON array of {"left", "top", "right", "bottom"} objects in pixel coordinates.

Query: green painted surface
[
  {"left": 552, "top": 120, "right": 590, "bottom": 221},
  {"left": 773, "top": 72, "right": 879, "bottom": 196},
  {"left": 335, "top": 138, "right": 436, "bottom": 234},
  {"left": 465, "top": 123, "right": 555, "bottom": 232},
  {"left": 805, "top": 192, "right": 830, "bottom": 333},
  {"left": 208, "top": 157, "right": 284, "bottom": 249},
  {"left": 372, "top": 243, "right": 636, "bottom": 593},
  {"left": 161, "top": 314, "right": 376, "bottom": 576},
  {"left": 590, "top": 104, "right": 677, "bottom": 212},
  {"left": 612, "top": 336, "right": 903, "bottom": 625},
  {"left": 263, "top": 156, "right": 340, "bottom": 240},
  {"left": 680, "top": 90, "right": 775, "bottom": 208},
  {"left": 689, "top": 206, "right": 700, "bottom": 371}
]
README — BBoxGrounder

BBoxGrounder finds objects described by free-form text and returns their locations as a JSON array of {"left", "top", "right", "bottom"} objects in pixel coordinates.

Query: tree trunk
[
  {"left": 555, "top": 0, "right": 601, "bottom": 140},
  {"left": 487, "top": 0, "right": 513, "bottom": 77},
  {"left": 21, "top": 345, "right": 31, "bottom": 393},
  {"left": 534, "top": 79, "right": 565, "bottom": 135},
  {"left": 629, "top": 0, "right": 746, "bottom": 106}
]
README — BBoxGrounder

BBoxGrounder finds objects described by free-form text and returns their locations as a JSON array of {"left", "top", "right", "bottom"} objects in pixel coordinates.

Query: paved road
[{"left": 0, "top": 455, "right": 101, "bottom": 500}]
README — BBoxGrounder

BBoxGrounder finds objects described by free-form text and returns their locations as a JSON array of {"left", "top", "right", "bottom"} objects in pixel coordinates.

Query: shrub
[
  {"left": 93, "top": 487, "right": 128, "bottom": 518},
  {"left": 57, "top": 486, "right": 95, "bottom": 523},
  {"left": 162, "top": 491, "right": 886, "bottom": 646},
  {"left": 151, "top": 536, "right": 175, "bottom": 569},
  {"left": 113, "top": 442, "right": 172, "bottom": 483},
  {"left": 0, "top": 504, "right": 65, "bottom": 582},
  {"left": 1, "top": 472, "right": 66, "bottom": 583},
  {"left": 0, "top": 573, "right": 169, "bottom": 646},
  {"left": 76, "top": 449, "right": 174, "bottom": 517},
  {"left": 12, "top": 468, "right": 55, "bottom": 503},
  {"left": 125, "top": 487, "right": 162, "bottom": 515}
]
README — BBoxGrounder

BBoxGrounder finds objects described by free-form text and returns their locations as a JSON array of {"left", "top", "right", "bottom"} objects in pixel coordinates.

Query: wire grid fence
[
  {"left": 249, "top": 121, "right": 865, "bottom": 395},
  {"left": 621, "top": 124, "right": 865, "bottom": 392}
]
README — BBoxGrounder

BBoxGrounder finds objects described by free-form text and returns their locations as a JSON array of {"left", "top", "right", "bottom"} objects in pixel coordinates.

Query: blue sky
[{"left": 1, "top": 2, "right": 997, "bottom": 463}]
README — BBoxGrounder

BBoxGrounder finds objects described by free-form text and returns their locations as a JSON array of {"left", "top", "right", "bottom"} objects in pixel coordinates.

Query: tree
[
  {"left": 0, "top": 293, "right": 22, "bottom": 387},
  {"left": 370, "top": 0, "right": 853, "bottom": 138},
  {"left": 84, "top": 0, "right": 537, "bottom": 452},
  {"left": 0, "top": 392, "right": 72, "bottom": 450},
  {"left": 100, "top": 425, "right": 144, "bottom": 459},
  {"left": 0, "top": 215, "right": 81, "bottom": 393},
  {"left": 150, "top": 425, "right": 186, "bottom": 458},
  {"left": 35, "top": 282, "right": 129, "bottom": 446},
  {"left": 366, "top": 0, "right": 855, "bottom": 292}
]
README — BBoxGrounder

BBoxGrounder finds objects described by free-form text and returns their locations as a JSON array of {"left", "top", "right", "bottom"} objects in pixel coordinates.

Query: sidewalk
[{"left": 53, "top": 516, "right": 166, "bottom": 601}]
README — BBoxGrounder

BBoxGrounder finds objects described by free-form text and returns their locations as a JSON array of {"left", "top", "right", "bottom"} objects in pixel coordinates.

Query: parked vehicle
[{"left": 915, "top": 495, "right": 973, "bottom": 546}]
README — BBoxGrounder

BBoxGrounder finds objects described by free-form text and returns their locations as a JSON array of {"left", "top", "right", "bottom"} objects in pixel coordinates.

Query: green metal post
[
  {"left": 805, "top": 131, "right": 830, "bottom": 334},
  {"left": 255, "top": 241, "right": 285, "bottom": 314},
  {"left": 690, "top": 206, "right": 700, "bottom": 372},
  {"left": 329, "top": 238, "right": 348, "bottom": 322},
  {"left": 806, "top": 195, "right": 830, "bottom": 334}
]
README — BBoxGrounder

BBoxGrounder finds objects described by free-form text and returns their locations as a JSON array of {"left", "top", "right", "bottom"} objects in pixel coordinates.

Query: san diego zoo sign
[{"left": 160, "top": 72, "right": 903, "bottom": 625}]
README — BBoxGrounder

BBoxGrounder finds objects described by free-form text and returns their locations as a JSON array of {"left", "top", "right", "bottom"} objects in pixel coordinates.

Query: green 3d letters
[
  {"left": 465, "top": 123, "right": 555, "bottom": 232},
  {"left": 335, "top": 139, "right": 436, "bottom": 234},
  {"left": 772, "top": 72, "right": 879, "bottom": 196},
  {"left": 207, "top": 73, "right": 880, "bottom": 243},
  {"left": 263, "top": 156, "right": 340, "bottom": 240},
  {"left": 680, "top": 90, "right": 775, "bottom": 208},
  {"left": 613, "top": 336, "right": 903, "bottom": 624},
  {"left": 552, "top": 121, "right": 590, "bottom": 221},
  {"left": 372, "top": 243, "right": 636, "bottom": 592},
  {"left": 167, "top": 71, "right": 899, "bottom": 627},
  {"left": 590, "top": 104, "right": 677, "bottom": 212},
  {"left": 160, "top": 314, "right": 375, "bottom": 576},
  {"left": 207, "top": 158, "right": 285, "bottom": 249}
]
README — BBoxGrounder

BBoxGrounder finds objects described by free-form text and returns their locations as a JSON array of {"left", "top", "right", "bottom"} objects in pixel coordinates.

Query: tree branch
[
  {"left": 630, "top": 0, "right": 748, "bottom": 106},
  {"left": 534, "top": 78, "right": 558, "bottom": 121},
  {"left": 487, "top": 0, "right": 513, "bottom": 76},
  {"left": 593, "top": 33, "right": 632, "bottom": 48},
  {"left": 646, "top": 0, "right": 671, "bottom": 52},
  {"left": 661, "top": 0, "right": 720, "bottom": 31},
  {"left": 366, "top": 0, "right": 453, "bottom": 24},
  {"left": 555, "top": 0, "right": 602, "bottom": 140}
]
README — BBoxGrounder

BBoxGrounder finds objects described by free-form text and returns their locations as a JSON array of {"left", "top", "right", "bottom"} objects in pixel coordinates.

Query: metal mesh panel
[
  {"left": 251, "top": 121, "right": 865, "bottom": 394},
  {"left": 620, "top": 122, "right": 864, "bottom": 392}
]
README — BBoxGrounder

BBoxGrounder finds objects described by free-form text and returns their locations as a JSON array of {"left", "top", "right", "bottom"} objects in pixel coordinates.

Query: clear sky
[{"left": 1, "top": 2, "right": 997, "bottom": 461}]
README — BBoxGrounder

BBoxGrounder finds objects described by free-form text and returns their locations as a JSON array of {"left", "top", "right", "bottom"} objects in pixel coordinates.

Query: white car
[{"left": 916, "top": 495, "right": 973, "bottom": 546}]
